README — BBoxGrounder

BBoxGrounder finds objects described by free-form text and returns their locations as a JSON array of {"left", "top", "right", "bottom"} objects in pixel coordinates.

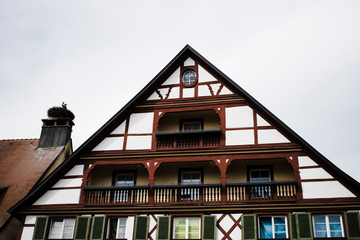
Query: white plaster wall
[
  {"left": 162, "top": 67, "right": 180, "bottom": 86},
  {"left": 183, "top": 88, "right": 195, "bottom": 98},
  {"left": 214, "top": 213, "right": 241, "bottom": 240},
  {"left": 52, "top": 178, "right": 83, "bottom": 188},
  {"left": 210, "top": 83, "right": 221, "bottom": 95},
  {"left": 257, "top": 114, "right": 271, "bottom": 127},
  {"left": 111, "top": 121, "right": 127, "bottom": 134},
  {"left": 128, "top": 113, "right": 154, "bottom": 134},
  {"left": 21, "top": 227, "right": 34, "bottom": 240},
  {"left": 24, "top": 215, "right": 42, "bottom": 224},
  {"left": 126, "top": 136, "right": 152, "bottom": 150},
  {"left": 219, "top": 86, "right": 233, "bottom": 95},
  {"left": 184, "top": 57, "right": 195, "bottom": 66},
  {"left": 157, "top": 88, "right": 169, "bottom": 99},
  {"left": 65, "top": 165, "right": 84, "bottom": 176},
  {"left": 226, "top": 106, "right": 254, "bottom": 128},
  {"left": 298, "top": 156, "right": 318, "bottom": 167},
  {"left": 226, "top": 130, "right": 255, "bottom": 146},
  {"left": 300, "top": 168, "right": 333, "bottom": 180},
  {"left": 93, "top": 137, "right": 124, "bottom": 151},
  {"left": 302, "top": 181, "right": 356, "bottom": 199},
  {"left": 258, "top": 129, "right": 290, "bottom": 144},
  {"left": 198, "top": 65, "right": 217, "bottom": 83},
  {"left": 198, "top": 85, "right": 212, "bottom": 97},
  {"left": 147, "top": 92, "right": 161, "bottom": 100},
  {"left": 168, "top": 87, "right": 179, "bottom": 99},
  {"left": 125, "top": 216, "right": 135, "bottom": 240},
  {"left": 33, "top": 189, "right": 81, "bottom": 205}
]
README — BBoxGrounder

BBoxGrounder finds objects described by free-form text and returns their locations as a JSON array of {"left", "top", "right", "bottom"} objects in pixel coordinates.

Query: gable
[{"left": 9, "top": 45, "right": 360, "bottom": 215}]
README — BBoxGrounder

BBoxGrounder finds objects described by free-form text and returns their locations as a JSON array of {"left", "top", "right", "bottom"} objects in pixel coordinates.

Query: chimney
[{"left": 38, "top": 103, "right": 75, "bottom": 148}]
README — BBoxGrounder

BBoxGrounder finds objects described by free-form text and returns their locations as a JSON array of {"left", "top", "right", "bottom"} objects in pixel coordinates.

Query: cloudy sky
[{"left": 1, "top": 1, "right": 360, "bottom": 180}]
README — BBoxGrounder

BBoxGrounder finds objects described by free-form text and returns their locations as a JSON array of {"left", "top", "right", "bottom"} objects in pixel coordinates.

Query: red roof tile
[{"left": 0, "top": 139, "right": 63, "bottom": 227}]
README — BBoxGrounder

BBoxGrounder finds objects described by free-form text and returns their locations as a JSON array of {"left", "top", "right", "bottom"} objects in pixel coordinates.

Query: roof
[
  {"left": 9, "top": 45, "right": 360, "bottom": 215},
  {"left": 0, "top": 139, "right": 63, "bottom": 227}
]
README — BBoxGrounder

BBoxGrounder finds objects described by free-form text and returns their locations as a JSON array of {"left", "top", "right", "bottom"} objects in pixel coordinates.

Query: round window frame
[{"left": 181, "top": 69, "right": 198, "bottom": 87}]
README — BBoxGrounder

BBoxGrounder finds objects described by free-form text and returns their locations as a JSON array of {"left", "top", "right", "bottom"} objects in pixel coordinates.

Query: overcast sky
[{"left": 1, "top": 1, "right": 360, "bottom": 181}]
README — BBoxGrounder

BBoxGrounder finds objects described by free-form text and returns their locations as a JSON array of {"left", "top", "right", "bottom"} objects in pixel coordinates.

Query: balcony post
[
  {"left": 213, "top": 158, "right": 233, "bottom": 203},
  {"left": 143, "top": 161, "right": 161, "bottom": 206}
]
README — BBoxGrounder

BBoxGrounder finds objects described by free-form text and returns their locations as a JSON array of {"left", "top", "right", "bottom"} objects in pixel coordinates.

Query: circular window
[{"left": 182, "top": 70, "right": 197, "bottom": 86}]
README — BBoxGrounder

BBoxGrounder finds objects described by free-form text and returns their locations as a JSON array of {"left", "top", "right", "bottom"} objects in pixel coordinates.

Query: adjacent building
[
  {"left": 10, "top": 45, "right": 360, "bottom": 240},
  {"left": 1, "top": 106, "right": 74, "bottom": 240}
]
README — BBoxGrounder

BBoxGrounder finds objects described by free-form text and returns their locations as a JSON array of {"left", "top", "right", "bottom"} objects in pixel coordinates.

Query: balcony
[
  {"left": 82, "top": 181, "right": 297, "bottom": 206},
  {"left": 156, "top": 129, "right": 221, "bottom": 149}
]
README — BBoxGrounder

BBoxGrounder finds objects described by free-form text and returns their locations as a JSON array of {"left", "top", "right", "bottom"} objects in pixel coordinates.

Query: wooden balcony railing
[
  {"left": 83, "top": 181, "right": 298, "bottom": 205},
  {"left": 226, "top": 181, "right": 297, "bottom": 202},
  {"left": 153, "top": 183, "right": 221, "bottom": 204},
  {"left": 156, "top": 129, "right": 221, "bottom": 149},
  {"left": 83, "top": 185, "right": 149, "bottom": 205}
]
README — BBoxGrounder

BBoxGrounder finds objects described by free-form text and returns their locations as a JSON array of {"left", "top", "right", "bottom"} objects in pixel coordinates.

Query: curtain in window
[{"left": 260, "top": 217, "right": 273, "bottom": 239}]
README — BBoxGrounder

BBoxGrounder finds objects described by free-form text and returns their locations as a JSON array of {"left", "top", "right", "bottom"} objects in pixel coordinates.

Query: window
[
  {"left": 115, "top": 173, "right": 135, "bottom": 186},
  {"left": 48, "top": 218, "right": 76, "bottom": 239},
  {"left": 108, "top": 217, "right": 127, "bottom": 239},
  {"left": 259, "top": 216, "right": 287, "bottom": 239},
  {"left": 182, "top": 70, "right": 197, "bottom": 86},
  {"left": 174, "top": 217, "right": 201, "bottom": 239},
  {"left": 313, "top": 215, "right": 344, "bottom": 238},
  {"left": 250, "top": 168, "right": 271, "bottom": 182},
  {"left": 181, "top": 171, "right": 201, "bottom": 185}
]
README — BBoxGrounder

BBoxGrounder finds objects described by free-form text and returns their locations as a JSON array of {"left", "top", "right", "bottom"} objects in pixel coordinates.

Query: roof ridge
[{"left": 0, "top": 138, "right": 39, "bottom": 142}]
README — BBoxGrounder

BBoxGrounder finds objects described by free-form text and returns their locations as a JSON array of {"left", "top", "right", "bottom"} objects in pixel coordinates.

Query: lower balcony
[{"left": 83, "top": 181, "right": 297, "bottom": 206}]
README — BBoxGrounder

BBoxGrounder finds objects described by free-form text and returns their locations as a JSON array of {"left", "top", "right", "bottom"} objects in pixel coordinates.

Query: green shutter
[
  {"left": 134, "top": 216, "right": 149, "bottom": 240},
  {"left": 202, "top": 215, "right": 217, "bottom": 240},
  {"left": 295, "top": 213, "right": 312, "bottom": 240},
  {"left": 344, "top": 212, "right": 360, "bottom": 240},
  {"left": 74, "top": 216, "right": 91, "bottom": 240},
  {"left": 90, "top": 216, "right": 106, "bottom": 240},
  {"left": 288, "top": 214, "right": 298, "bottom": 240},
  {"left": 156, "top": 216, "right": 171, "bottom": 240},
  {"left": 241, "top": 214, "right": 257, "bottom": 240},
  {"left": 32, "top": 216, "right": 49, "bottom": 240}
]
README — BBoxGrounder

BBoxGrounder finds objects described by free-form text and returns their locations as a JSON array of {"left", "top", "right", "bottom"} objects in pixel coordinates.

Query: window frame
[
  {"left": 181, "top": 70, "right": 198, "bottom": 87},
  {"left": 179, "top": 118, "right": 203, "bottom": 132},
  {"left": 173, "top": 216, "right": 201, "bottom": 239},
  {"left": 312, "top": 214, "right": 344, "bottom": 238},
  {"left": 247, "top": 166, "right": 273, "bottom": 182},
  {"left": 107, "top": 217, "right": 127, "bottom": 240},
  {"left": 258, "top": 215, "right": 288, "bottom": 239},
  {"left": 48, "top": 218, "right": 76, "bottom": 239},
  {"left": 112, "top": 170, "right": 137, "bottom": 186},
  {"left": 178, "top": 169, "right": 203, "bottom": 185}
]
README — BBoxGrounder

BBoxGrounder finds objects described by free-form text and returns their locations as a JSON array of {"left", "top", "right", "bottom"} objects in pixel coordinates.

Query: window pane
[
  {"left": 259, "top": 217, "right": 273, "bottom": 239},
  {"left": 49, "top": 220, "right": 63, "bottom": 239},
  {"left": 275, "top": 232, "right": 287, "bottom": 238}
]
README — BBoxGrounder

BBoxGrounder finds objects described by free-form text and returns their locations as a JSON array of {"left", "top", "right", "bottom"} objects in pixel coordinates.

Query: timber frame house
[{"left": 10, "top": 45, "right": 360, "bottom": 240}]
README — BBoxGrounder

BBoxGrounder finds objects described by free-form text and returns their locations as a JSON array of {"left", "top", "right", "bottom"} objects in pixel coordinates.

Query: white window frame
[
  {"left": 181, "top": 170, "right": 201, "bottom": 185},
  {"left": 249, "top": 168, "right": 271, "bottom": 182},
  {"left": 173, "top": 217, "right": 201, "bottom": 239},
  {"left": 258, "top": 216, "right": 288, "bottom": 239},
  {"left": 107, "top": 217, "right": 127, "bottom": 239},
  {"left": 115, "top": 173, "right": 135, "bottom": 186},
  {"left": 312, "top": 215, "right": 344, "bottom": 238},
  {"left": 48, "top": 218, "right": 76, "bottom": 239}
]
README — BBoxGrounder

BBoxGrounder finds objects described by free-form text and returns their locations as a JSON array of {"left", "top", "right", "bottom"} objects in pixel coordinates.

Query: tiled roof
[{"left": 0, "top": 139, "right": 63, "bottom": 227}]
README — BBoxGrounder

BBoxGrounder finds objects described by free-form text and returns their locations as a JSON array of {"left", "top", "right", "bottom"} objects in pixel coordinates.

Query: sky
[{"left": 1, "top": 1, "right": 360, "bottom": 181}]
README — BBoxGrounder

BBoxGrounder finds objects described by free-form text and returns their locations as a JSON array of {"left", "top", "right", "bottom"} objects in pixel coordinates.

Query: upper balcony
[
  {"left": 156, "top": 110, "right": 221, "bottom": 150},
  {"left": 82, "top": 158, "right": 299, "bottom": 206}
]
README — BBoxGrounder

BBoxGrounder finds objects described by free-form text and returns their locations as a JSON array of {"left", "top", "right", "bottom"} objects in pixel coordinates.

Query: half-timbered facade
[{"left": 11, "top": 45, "right": 360, "bottom": 240}]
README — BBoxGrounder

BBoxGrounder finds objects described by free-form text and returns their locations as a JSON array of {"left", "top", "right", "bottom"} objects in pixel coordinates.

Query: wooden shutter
[
  {"left": 288, "top": 214, "right": 298, "bottom": 240},
  {"left": 344, "top": 212, "right": 360, "bottom": 240},
  {"left": 202, "top": 215, "right": 217, "bottom": 240},
  {"left": 74, "top": 216, "right": 91, "bottom": 240},
  {"left": 156, "top": 216, "right": 171, "bottom": 240},
  {"left": 134, "top": 216, "right": 149, "bottom": 240},
  {"left": 241, "top": 214, "right": 257, "bottom": 240},
  {"left": 296, "top": 213, "right": 312, "bottom": 240},
  {"left": 32, "top": 216, "right": 49, "bottom": 240},
  {"left": 90, "top": 216, "right": 106, "bottom": 240}
]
